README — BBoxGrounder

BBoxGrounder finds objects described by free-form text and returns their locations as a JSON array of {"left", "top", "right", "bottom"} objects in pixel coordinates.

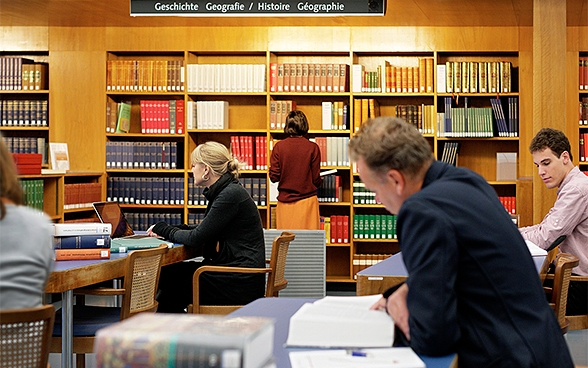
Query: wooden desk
[
  {"left": 45, "top": 245, "right": 198, "bottom": 368},
  {"left": 230, "top": 297, "right": 457, "bottom": 368},
  {"left": 357, "top": 252, "right": 547, "bottom": 296}
]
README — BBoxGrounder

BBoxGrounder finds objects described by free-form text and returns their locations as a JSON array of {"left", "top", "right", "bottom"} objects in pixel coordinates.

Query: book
[
  {"left": 115, "top": 101, "right": 132, "bottom": 133},
  {"left": 285, "top": 295, "right": 394, "bottom": 348},
  {"left": 49, "top": 142, "right": 70, "bottom": 171},
  {"left": 53, "top": 222, "right": 112, "bottom": 237},
  {"left": 94, "top": 313, "right": 275, "bottom": 368},
  {"left": 55, "top": 248, "right": 110, "bottom": 261},
  {"left": 289, "top": 347, "right": 425, "bottom": 368},
  {"left": 53, "top": 234, "right": 111, "bottom": 249}
]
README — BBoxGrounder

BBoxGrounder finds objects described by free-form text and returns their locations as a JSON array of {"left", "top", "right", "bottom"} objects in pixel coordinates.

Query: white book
[
  {"left": 352, "top": 64, "right": 364, "bottom": 93},
  {"left": 437, "top": 65, "right": 447, "bottom": 93},
  {"left": 321, "top": 102, "right": 332, "bottom": 130},
  {"left": 53, "top": 222, "right": 112, "bottom": 237},
  {"left": 286, "top": 295, "right": 394, "bottom": 348},
  {"left": 49, "top": 142, "right": 70, "bottom": 171},
  {"left": 290, "top": 347, "right": 425, "bottom": 368}
]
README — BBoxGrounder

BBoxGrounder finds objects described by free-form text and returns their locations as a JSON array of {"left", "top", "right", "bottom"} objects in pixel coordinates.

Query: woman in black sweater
[{"left": 148, "top": 141, "right": 265, "bottom": 313}]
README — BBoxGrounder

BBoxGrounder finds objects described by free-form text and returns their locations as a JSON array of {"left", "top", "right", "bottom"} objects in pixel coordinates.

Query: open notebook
[{"left": 92, "top": 201, "right": 172, "bottom": 252}]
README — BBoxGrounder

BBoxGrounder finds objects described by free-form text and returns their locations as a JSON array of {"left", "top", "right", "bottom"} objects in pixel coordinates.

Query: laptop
[{"left": 92, "top": 201, "right": 152, "bottom": 239}]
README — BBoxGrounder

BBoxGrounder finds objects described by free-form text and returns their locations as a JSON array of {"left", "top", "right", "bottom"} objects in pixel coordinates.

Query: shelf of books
[
  {"left": 101, "top": 49, "right": 524, "bottom": 284},
  {"left": 63, "top": 172, "right": 104, "bottom": 222},
  {"left": 579, "top": 53, "right": 588, "bottom": 175},
  {"left": 105, "top": 52, "right": 188, "bottom": 229}
]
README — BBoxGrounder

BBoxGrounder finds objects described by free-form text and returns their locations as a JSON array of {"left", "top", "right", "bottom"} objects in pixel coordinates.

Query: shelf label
[{"left": 130, "top": 0, "right": 386, "bottom": 16}]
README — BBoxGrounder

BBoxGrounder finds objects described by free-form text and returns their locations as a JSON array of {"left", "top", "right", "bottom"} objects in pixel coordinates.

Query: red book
[
  {"left": 230, "top": 136, "right": 240, "bottom": 162},
  {"left": 269, "top": 63, "right": 278, "bottom": 92},
  {"left": 337, "top": 215, "right": 344, "bottom": 243},
  {"left": 283, "top": 63, "right": 290, "bottom": 92},
  {"left": 330, "top": 215, "right": 338, "bottom": 244},
  {"left": 343, "top": 215, "right": 349, "bottom": 243},
  {"left": 55, "top": 248, "right": 110, "bottom": 261},
  {"left": 161, "top": 100, "right": 170, "bottom": 134},
  {"left": 175, "top": 99, "right": 184, "bottom": 134}
]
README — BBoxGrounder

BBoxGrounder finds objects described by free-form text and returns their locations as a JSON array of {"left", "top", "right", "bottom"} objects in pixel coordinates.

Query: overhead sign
[{"left": 130, "top": 0, "right": 386, "bottom": 17}]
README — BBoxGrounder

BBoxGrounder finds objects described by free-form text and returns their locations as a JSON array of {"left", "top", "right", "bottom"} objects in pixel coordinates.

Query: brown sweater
[{"left": 269, "top": 136, "right": 322, "bottom": 203}]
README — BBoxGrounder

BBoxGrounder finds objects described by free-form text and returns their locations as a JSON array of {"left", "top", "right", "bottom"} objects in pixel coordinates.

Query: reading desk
[
  {"left": 230, "top": 297, "right": 457, "bottom": 368},
  {"left": 356, "top": 251, "right": 547, "bottom": 296},
  {"left": 45, "top": 244, "right": 198, "bottom": 368}
]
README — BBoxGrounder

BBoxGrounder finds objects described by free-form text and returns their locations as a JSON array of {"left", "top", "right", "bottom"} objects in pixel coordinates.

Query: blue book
[{"left": 53, "top": 234, "right": 111, "bottom": 249}]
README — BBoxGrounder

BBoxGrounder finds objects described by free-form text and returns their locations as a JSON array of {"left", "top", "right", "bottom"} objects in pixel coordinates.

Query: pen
[{"left": 348, "top": 350, "right": 371, "bottom": 357}]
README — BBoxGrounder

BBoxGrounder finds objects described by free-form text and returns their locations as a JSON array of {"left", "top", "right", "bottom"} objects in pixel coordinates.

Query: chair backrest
[
  {"left": 547, "top": 252, "right": 579, "bottom": 334},
  {"left": 0, "top": 304, "right": 55, "bottom": 368},
  {"left": 120, "top": 244, "right": 168, "bottom": 320},
  {"left": 266, "top": 231, "right": 295, "bottom": 297}
]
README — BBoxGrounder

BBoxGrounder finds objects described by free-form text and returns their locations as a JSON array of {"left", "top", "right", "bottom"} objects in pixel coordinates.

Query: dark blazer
[{"left": 395, "top": 161, "right": 573, "bottom": 367}]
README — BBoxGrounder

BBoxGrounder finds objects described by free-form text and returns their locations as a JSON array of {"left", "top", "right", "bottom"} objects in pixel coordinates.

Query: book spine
[
  {"left": 53, "top": 235, "right": 111, "bottom": 249},
  {"left": 53, "top": 223, "right": 112, "bottom": 237},
  {"left": 55, "top": 248, "right": 110, "bottom": 261}
]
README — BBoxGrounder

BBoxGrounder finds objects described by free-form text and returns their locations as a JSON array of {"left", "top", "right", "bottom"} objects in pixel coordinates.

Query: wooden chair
[
  {"left": 50, "top": 244, "right": 168, "bottom": 368},
  {"left": 189, "top": 231, "right": 295, "bottom": 315},
  {"left": 544, "top": 252, "right": 579, "bottom": 334},
  {"left": 566, "top": 273, "right": 588, "bottom": 330},
  {"left": 0, "top": 304, "right": 55, "bottom": 368}
]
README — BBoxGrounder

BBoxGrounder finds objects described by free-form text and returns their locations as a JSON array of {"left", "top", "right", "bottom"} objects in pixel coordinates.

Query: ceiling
[{"left": 0, "top": 0, "right": 586, "bottom": 28}]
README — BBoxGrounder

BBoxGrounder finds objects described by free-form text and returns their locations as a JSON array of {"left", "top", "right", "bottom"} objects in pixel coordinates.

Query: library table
[
  {"left": 45, "top": 244, "right": 198, "bottom": 368},
  {"left": 356, "top": 251, "right": 547, "bottom": 296},
  {"left": 230, "top": 297, "right": 457, "bottom": 368}
]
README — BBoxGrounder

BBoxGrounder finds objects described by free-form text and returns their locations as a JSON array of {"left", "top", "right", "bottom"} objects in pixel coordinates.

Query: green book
[
  {"left": 115, "top": 101, "right": 132, "bottom": 133},
  {"left": 110, "top": 237, "right": 172, "bottom": 253}
]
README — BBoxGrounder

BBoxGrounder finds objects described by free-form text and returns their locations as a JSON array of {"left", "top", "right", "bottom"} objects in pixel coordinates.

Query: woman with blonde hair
[
  {"left": 148, "top": 141, "right": 265, "bottom": 313},
  {"left": 0, "top": 135, "right": 54, "bottom": 309}
]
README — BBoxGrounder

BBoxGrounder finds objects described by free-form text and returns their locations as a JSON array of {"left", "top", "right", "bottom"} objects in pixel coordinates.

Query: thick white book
[
  {"left": 95, "top": 313, "right": 275, "bottom": 368},
  {"left": 53, "top": 222, "right": 111, "bottom": 237},
  {"left": 286, "top": 295, "right": 394, "bottom": 348},
  {"left": 290, "top": 347, "right": 425, "bottom": 368}
]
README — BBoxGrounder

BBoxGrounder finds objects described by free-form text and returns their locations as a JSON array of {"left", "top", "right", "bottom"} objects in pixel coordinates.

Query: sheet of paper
[
  {"left": 290, "top": 348, "right": 425, "bottom": 368},
  {"left": 525, "top": 239, "right": 547, "bottom": 256}
]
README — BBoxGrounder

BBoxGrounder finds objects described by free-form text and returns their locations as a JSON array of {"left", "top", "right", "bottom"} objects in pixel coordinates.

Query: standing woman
[
  {"left": 148, "top": 141, "right": 265, "bottom": 313},
  {"left": 0, "top": 135, "right": 54, "bottom": 309},
  {"left": 270, "top": 110, "right": 322, "bottom": 229}
]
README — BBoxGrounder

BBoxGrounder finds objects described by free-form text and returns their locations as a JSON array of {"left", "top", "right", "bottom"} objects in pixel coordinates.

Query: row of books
[
  {"left": 106, "top": 60, "right": 184, "bottom": 92},
  {"left": 439, "top": 142, "right": 460, "bottom": 166},
  {"left": 187, "top": 63, "right": 266, "bottom": 93},
  {"left": 321, "top": 215, "right": 350, "bottom": 244},
  {"left": 230, "top": 135, "right": 268, "bottom": 170},
  {"left": 353, "top": 214, "right": 398, "bottom": 240},
  {"left": 105, "top": 141, "right": 179, "bottom": 170},
  {"left": 125, "top": 212, "right": 183, "bottom": 231},
  {"left": 269, "top": 100, "right": 296, "bottom": 130},
  {"left": 187, "top": 177, "right": 267, "bottom": 207},
  {"left": 352, "top": 179, "right": 379, "bottom": 205},
  {"left": 438, "top": 61, "right": 514, "bottom": 94},
  {"left": 579, "top": 97, "right": 588, "bottom": 125},
  {"left": 321, "top": 101, "right": 350, "bottom": 130},
  {"left": 142, "top": 99, "right": 184, "bottom": 134},
  {"left": 356, "top": 101, "right": 436, "bottom": 135},
  {"left": 269, "top": 63, "right": 349, "bottom": 93},
  {"left": 20, "top": 179, "right": 44, "bottom": 211},
  {"left": 53, "top": 223, "right": 112, "bottom": 261},
  {"left": 353, "top": 98, "right": 379, "bottom": 130},
  {"left": 352, "top": 254, "right": 393, "bottom": 276},
  {"left": 64, "top": 183, "right": 102, "bottom": 210},
  {"left": 186, "top": 100, "right": 229, "bottom": 130},
  {"left": 317, "top": 175, "right": 343, "bottom": 203},
  {"left": 187, "top": 213, "right": 205, "bottom": 226},
  {"left": 310, "top": 136, "right": 350, "bottom": 167},
  {"left": 0, "top": 58, "right": 47, "bottom": 91},
  {"left": 579, "top": 57, "right": 588, "bottom": 90},
  {"left": 579, "top": 133, "right": 588, "bottom": 162},
  {"left": 498, "top": 196, "right": 516, "bottom": 215},
  {"left": 106, "top": 176, "right": 185, "bottom": 205},
  {"left": 438, "top": 97, "right": 519, "bottom": 137},
  {"left": 352, "top": 58, "right": 435, "bottom": 94},
  {"left": 4, "top": 137, "right": 47, "bottom": 161},
  {"left": 12, "top": 153, "right": 42, "bottom": 175},
  {"left": 1, "top": 100, "right": 48, "bottom": 127}
]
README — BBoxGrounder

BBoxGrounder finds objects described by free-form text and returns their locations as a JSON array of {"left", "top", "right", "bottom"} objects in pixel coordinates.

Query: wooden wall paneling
[
  {"left": 106, "top": 27, "right": 189, "bottom": 51},
  {"left": 49, "top": 50, "right": 106, "bottom": 172},
  {"left": 516, "top": 176, "right": 533, "bottom": 227},
  {"left": 532, "top": 0, "right": 566, "bottom": 223},
  {"left": 517, "top": 27, "right": 534, "bottom": 179},
  {"left": 429, "top": 27, "right": 519, "bottom": 52},
  {"left": 351, "top": 27, "right": 434, "bottom": 52},
  {"left": 268, "top": 27, "right": 351, "bottom": 52},
  {"left": 185, "top": 27, "right": 268, "bottom": 51},
  {"left": 0, "top": 26, "right": 48, "bottom": 51}
]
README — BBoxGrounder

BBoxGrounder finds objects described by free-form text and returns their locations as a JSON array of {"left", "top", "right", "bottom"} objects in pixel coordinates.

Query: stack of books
[{"left": 53, "top": 223, "right": 112, "bottom": 261}]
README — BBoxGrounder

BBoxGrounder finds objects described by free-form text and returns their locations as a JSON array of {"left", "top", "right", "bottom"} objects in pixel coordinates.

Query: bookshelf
[
  {"left": 580, "top": 53, "right": 588, "bottom": 172},
  {"left": 100, "top": 49, "right": 525, "bottom": 284}
]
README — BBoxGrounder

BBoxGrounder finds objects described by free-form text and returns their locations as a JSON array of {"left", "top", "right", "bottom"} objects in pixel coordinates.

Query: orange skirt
[{"left": 276, "top": 196, "right": 320, "bottom": 230}]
